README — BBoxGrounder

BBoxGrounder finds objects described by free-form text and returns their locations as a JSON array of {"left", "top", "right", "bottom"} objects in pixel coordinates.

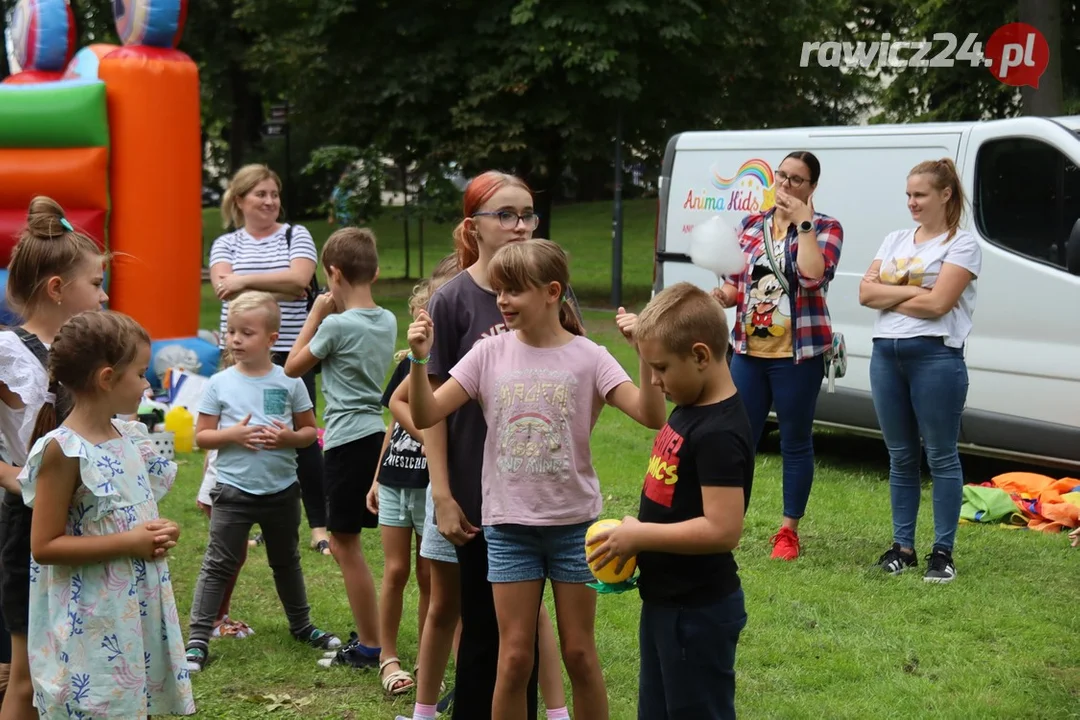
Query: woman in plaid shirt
[{"left": 713, "top": 151, "right": 844, "bottom": 561}]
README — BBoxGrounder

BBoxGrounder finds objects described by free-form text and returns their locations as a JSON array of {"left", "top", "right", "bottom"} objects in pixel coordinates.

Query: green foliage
[
  {"left": 862, "top": 0, "right": 1079, "bottom": 122},
  {"left": 214, "top": 0, "right": 876, "bottom": 205},
  {"left": 302, "top": 145, "right": 388, "bottom": 226}
]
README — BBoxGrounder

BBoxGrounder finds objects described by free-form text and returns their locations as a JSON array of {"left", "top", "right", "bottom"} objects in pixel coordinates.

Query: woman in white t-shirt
[
  {"left": 209, "top": 164, "right": 330, "bottom": 554},
  {"left": 859, "top": 158, "right": 982, "bottom": 585}
]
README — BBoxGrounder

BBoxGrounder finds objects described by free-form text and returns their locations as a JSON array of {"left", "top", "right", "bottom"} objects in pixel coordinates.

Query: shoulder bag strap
[{"left": 761, "top": 217, "right": 791, "bottom": 296}]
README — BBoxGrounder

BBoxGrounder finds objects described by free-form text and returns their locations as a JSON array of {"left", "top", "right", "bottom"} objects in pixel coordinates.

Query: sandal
[
  {"left": 380, "top": 657, "right": 414, "bottom": 696},
  {"left": 248, "top": 532, "right": 264, "bottom": 548},
  {"left": 312, "top": 539, "right": 331, "bottom": 556},
  {"left": 212, "top": 616, "right": 255, "bottom": 639}
]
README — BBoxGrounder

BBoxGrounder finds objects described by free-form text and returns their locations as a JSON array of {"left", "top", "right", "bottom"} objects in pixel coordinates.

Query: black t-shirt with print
[
  {"left": 636, "top": 394, "right": 754, "bottom": 607},
  {"left": 377, "top": 358, "right": 428, "bottom": 490}
]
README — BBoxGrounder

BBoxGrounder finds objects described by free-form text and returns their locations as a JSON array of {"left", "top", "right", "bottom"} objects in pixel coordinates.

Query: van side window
[{"left": 975, "top": 138, "right": 1080, "bottom": 271}]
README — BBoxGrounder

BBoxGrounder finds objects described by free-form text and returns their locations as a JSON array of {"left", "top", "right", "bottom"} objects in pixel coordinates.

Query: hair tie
[{"left": 59, "top": 217, "right": 73, "bottom": 232}]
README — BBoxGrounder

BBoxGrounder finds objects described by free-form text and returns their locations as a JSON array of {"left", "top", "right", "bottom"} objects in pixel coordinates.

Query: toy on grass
[
  {"left": 584, "top": 518, "right": 638, "bottom": 594},
  {"left": 689, "top": 216, "right": 746, "bottom": 281}
]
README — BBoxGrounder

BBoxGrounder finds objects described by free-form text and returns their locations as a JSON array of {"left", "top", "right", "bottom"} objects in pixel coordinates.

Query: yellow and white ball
[{"left": 585, "top": 519, "right": 636, "bottom": 584}]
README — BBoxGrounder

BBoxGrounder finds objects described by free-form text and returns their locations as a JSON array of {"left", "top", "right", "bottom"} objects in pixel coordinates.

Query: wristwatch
[{"left": 798, "top": 220, "right": 814, "bottom": 234}]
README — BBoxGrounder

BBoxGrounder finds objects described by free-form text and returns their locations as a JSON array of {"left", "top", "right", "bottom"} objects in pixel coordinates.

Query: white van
[{"left": 654, "top": 118, "right": 1080, "bottom": 471}]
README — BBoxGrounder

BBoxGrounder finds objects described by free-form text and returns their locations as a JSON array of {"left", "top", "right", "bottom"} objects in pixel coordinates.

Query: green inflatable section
[{"left": 0, "top": 80, "right": 109, "bottom": 149}]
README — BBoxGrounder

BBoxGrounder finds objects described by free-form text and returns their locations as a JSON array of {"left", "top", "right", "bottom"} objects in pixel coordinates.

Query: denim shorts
[
  {"left": 378, "top": 485, "right": 427, "bottom": 535},
  {"left": 484, "top": 520, "right": 595, "bottom": 584},
  {"left": 418, "top": 485, "right": 459, "bottom": 564}
]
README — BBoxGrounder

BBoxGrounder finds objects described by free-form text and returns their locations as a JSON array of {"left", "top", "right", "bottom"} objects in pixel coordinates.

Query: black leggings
[{"left": 271, "top": 352, "right": 327, "bottom": 529}]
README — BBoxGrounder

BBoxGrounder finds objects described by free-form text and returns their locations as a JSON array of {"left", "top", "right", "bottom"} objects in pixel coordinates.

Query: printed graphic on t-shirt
[
  {"left": 744, "top": 240, "right": 792, "bottom": 357},
  {"left": 481, "top": 322, "right": 510, "bottom": 340},
  {"left": 880, "top": 256, "right": 932, "bottom": 287},
  {"left": 493, "top": 369, "right": 574, "bottom": 479},
  {"left": 263, "top": 389, "right": 288, "bottom": 415},
  {"left": 643, "top": 423, "right": 684, "bottom": 507},
  {"left": 383, "top": 425, "right": 427, "bottom": 471}
]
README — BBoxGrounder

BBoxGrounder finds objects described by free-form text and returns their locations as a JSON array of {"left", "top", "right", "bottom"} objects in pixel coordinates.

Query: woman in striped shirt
[{"left": 209, "top": 164, "right": 331, "bottom": 555}]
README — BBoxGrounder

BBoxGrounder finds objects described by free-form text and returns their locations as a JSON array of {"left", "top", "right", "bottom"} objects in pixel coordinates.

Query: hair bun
[{"left": 25, "top": 196, "right": 68, "bottom": 239}]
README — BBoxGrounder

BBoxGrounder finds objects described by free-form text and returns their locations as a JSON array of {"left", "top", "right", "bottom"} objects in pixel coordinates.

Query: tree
[
  {"left": 226, "top": 0, "right": 877, "bottom": 234},
  {"left": 0, "top": 1, "right": 10, "bottom": 79},
  {"left": 181, "top": 0, "right": 265, "bottom": 176},
  {"left": 1019, "top": 0, "right": 1063, "bottom": 116},
  {"left": 867, "top": 0, "right": 1079, "bottom": 122}
]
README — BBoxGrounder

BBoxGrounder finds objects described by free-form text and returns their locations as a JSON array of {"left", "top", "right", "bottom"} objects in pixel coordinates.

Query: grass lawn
[{"left": 160, "top": 204, "right": 1078, "bottom": 719}]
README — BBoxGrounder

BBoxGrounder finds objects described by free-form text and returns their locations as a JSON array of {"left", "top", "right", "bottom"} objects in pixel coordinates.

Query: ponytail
[
  {"left": 28, "top": 379, "right": 69, "bottom": 449},
  {"left": 452, "top": 220, "right": 479, "bottom": 271},
  {"left": 558, "top": 294, "right": 585, "bottom": 337},
  {"left": 909, "top": 158, "right": 966, "bottom": 241}
]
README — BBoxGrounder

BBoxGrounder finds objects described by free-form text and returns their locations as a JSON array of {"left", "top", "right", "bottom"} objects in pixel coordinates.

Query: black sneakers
[
  {"left": 316, "top": 631, "right": 380, "bottom": 669},
  {"left": 185, "top": 644, "right": 208, "bottom": 673},
  {"left": 876, "top": 544, "right": 918, "bottom": 575},
  {"left": 923, "top": 547, "right": 957, "bottom": 584}
]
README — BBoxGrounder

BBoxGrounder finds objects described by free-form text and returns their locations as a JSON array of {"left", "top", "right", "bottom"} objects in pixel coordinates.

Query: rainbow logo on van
[
  {"left": 711, "top": 159, "right": 774, "bottom": 191},
  {"left": 683, "top": 158, "right": 776, "bottom": 214}
]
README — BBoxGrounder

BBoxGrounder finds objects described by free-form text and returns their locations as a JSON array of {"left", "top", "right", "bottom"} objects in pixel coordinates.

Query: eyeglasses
[
  {"left": 472, "top": 210, "right": 540, "bottom": 230},
  {"left": 775, "top": 171, "right": 808, "bottom": 188}
]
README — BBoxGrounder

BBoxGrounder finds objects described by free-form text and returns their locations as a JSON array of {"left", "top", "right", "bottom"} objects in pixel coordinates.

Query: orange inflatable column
[{"left": 96, "top": 46, "right": 200, "bottom": 340}]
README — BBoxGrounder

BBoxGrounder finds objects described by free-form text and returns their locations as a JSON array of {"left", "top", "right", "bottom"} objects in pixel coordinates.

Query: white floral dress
[{"left": 20, "top": 420, "right": 196, "bottom": 719}]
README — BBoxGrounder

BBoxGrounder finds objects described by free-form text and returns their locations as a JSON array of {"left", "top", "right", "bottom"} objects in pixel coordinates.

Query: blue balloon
[
  {"left": 0, "top": 270, "right": 22, "bottom": 328},
  {"left": 113, "top": 0, "right": 188, "bottom": 48},
  {"left": 10, "top": 0, "right": 75, "bottom": 72}
]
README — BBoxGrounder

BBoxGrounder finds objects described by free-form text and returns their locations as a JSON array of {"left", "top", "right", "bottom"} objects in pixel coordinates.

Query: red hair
[{"left": 453, "top": 171, "right": 532, "bottom": 269}]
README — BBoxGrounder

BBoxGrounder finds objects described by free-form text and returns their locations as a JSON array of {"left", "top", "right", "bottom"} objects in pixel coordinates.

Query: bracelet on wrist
[{"left": 408, "top": 352, "right": 430, "bottom": 365}]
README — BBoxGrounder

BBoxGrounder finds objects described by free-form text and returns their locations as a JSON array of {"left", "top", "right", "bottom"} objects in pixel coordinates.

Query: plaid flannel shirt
[{"left": 725, "top": 208, "right": 844, "bottom": 364}]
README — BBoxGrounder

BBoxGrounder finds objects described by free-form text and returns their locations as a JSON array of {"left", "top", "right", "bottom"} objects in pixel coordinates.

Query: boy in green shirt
[{"left": 286, "top": 227, "right": 397, "bottom": 669}]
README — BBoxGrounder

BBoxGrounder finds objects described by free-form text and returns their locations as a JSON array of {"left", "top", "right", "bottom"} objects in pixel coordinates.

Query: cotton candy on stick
[{"left": 689, "top": 216, "right": 746, "bottom": 280}]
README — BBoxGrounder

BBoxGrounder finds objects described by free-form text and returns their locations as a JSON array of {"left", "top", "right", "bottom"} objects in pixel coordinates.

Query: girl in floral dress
[{"left": 19, "top": 311, "right": 195, "bottom": 719}]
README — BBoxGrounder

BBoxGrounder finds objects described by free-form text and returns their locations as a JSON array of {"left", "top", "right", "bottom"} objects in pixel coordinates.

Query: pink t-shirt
[{"left": 450, "top": 332, "right": 631, "bottom": 527}]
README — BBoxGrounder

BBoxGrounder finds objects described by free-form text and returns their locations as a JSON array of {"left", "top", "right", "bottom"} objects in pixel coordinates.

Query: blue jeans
[
  {"left": 870, "top": 337, "right": 968, "bottom": 552},
  {"left": 484, "top": 521, "right": 594, "bottom": 584},
  {"left": 638, "top": 587, "right": 747, "bottom": 719},
  {"left": 730, "top": 352, "right": 825, "bottom": 519}
]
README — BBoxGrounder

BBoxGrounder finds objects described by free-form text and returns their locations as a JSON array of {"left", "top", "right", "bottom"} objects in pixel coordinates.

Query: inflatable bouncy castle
[{"left": 0, "top": 0, "right": 217, "bottom": 375}]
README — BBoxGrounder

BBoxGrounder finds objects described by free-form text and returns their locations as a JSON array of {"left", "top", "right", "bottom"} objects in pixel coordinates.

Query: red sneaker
[{"left": 770, "top": 527, "right": 800, "bottom": 560}]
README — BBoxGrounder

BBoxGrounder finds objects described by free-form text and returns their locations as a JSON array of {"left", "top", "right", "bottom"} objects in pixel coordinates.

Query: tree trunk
[
  {"left": 0, "top": 1, "right": 10, "bottom": 79},
  {"left": 1019, "top": 0, "right": 1063, "bottom": 116},
  {"left": 226, "top": 60, "right": 262, "bottom": 176}
]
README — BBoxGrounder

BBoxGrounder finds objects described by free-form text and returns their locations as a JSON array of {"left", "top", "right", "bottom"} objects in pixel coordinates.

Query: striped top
[{"left": 209, "top": 224, "right": 318, "bottom": 352}]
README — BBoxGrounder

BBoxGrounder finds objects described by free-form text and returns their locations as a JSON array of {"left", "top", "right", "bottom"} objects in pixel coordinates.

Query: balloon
[
  {"left": 585, "top": 519, "right": 637, "bottom": 585},
  {"left": 10, "top": 0, "right": 77, "bottom": 73},
  {"left": 689, "top": 216, "right": 746, "bottom": 279},
  {"left": 114, "top": 0, "right": 189, "bottom": 48}
]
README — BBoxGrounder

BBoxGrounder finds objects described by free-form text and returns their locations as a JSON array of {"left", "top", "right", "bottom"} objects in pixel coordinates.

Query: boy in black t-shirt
[{"left": 588, "top": 282, "right": 754, "bottom": 720}]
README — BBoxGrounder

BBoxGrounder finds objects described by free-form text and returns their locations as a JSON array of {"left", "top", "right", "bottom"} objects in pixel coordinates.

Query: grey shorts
[
  {"left": 418, "top": 485, "right": 458, "bottom": 564},
  {"left": 378, "top": 485, "right": 426, "bottom": 535}
]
